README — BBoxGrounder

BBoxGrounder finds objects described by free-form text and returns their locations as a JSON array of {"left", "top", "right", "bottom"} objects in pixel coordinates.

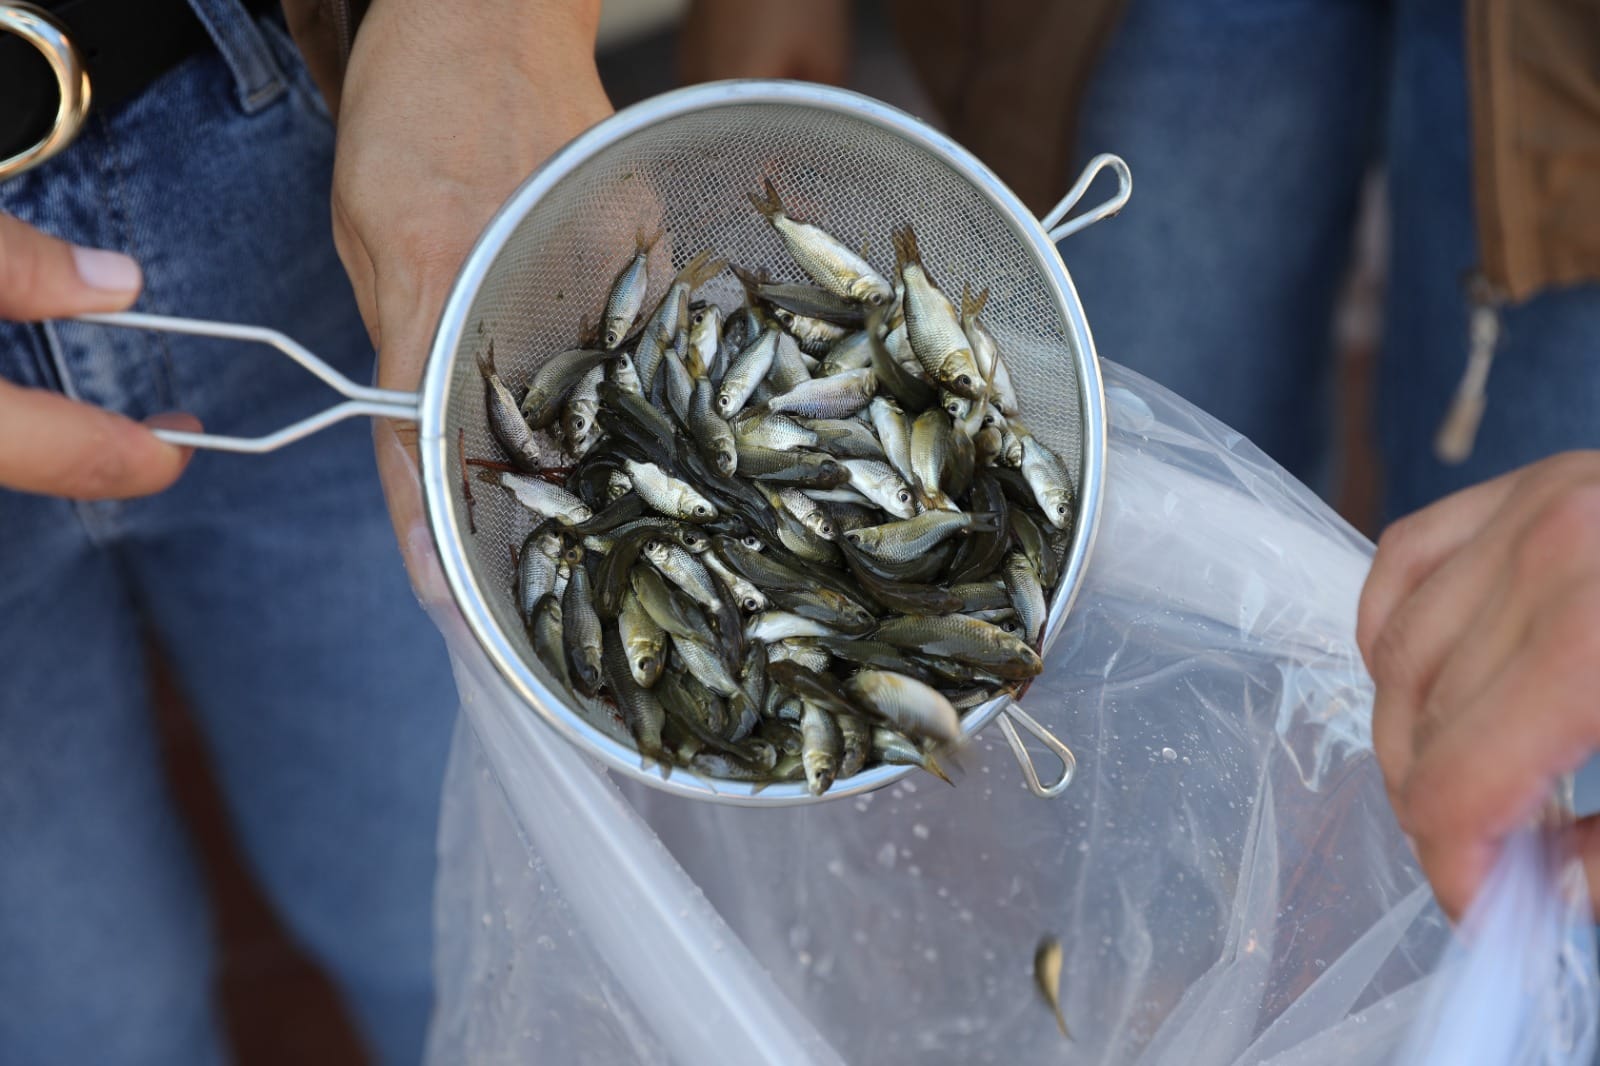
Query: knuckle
[
  {"left": 1515, "top": 488, "right": 1600, "bottom": 578},
  {"left": 1367, "top": 620, "right": 1416, "bottom": 690},
  {"left": 57, "top": 419, "right": 136, "bottom": 499}
]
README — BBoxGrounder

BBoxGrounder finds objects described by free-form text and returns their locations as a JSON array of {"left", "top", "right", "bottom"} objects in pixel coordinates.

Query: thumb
[{"left": 0, "top": 212, "right": 143, "bottom": 320}]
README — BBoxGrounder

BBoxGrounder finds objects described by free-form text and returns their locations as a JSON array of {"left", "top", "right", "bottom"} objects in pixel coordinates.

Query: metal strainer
[{"left": 77, "top": 81, "right": 1130, "bottom": 806}]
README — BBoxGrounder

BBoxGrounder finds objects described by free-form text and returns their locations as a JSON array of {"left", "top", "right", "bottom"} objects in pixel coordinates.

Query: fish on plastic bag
[{"left": 421, "top": 361, "right": 1598, "bottom": 1065}]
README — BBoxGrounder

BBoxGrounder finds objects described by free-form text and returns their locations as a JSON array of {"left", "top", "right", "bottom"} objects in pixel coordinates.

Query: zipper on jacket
[
  {"left": 1433, "top": 272, "right": 1504, "bottom": 465},
  {"left": 331, "top": 0, "right": 354, "bottom": 62}
]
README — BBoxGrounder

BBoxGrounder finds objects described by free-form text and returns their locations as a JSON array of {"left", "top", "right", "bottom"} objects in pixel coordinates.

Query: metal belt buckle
[{"left": 0, "top": 1, "right": 91, "bottom": 181}]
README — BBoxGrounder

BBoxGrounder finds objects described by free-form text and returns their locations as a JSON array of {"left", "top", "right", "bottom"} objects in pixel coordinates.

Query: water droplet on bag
[
  {"left": 1161, "top": 746, "right": 1178, "bottom": 762},
  {"left": 876, "top": 842, "right": 897, "bottom": 869}
]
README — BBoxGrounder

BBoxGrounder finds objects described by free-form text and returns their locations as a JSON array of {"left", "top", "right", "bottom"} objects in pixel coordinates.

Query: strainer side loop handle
[
  {"left": 73, "top": 311, "right": 420, "bottom": 454},
  {"left": 998, "top": 700, "right": 1077, "bottom": 799},
  {"left": 1041, "top": 153, "right": 1132, "bottom": 243}
]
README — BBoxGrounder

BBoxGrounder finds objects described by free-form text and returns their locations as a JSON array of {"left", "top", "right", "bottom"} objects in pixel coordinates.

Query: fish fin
[
  {"left": 473, "top": 468, "right": 506, "bottom": 487},
  {"left": 892, "top": 224, "right": 923, "bottom": 273},
  {"left": 859, "top": 234, "right": 872, "bottom": 260},
  {"left": 676, "top": 249, "right": 727, "bottom": 291},
  {"left": 967, "top": 511, "right": 1002, "bottom": 534},
  {"left": 747, "top": 177, "right": 785, "bottom": 222},
  {"left": 960, "top": 283, "right": 990, "bottom": 321},
  {"left": 638, "top": 226, "right": 663, "bottom": 253},
  {"left": 729, "top": 262, "right": 769, "bottom": 300},
  {"left": 474, "top": 340, "right": 496, "bottom": 380},
  {"left": 922, "top": 752, "right": 956, "bottom": 787}
]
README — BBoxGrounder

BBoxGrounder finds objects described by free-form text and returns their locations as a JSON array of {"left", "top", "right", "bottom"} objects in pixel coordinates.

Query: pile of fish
[{"left": 472, "top": 178, "right": 1076, "bottom": 795}]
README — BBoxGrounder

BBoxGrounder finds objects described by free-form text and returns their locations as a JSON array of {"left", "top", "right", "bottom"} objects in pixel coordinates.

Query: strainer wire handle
[
  {"left": 1040, "top": 153, "right": 1132, "bottom": 243},
  {"left": 73, "top": 311, "right": 420, "bottom": 454},
  {"left": 998, "top": 700, "right": 1077, "bottom": 799}
]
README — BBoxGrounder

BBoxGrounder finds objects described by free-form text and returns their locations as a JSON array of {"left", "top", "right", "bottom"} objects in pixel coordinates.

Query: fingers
[
  {"left": 1356, "top": 469, "right": 1520, "bottom": 666},
  {"left": 1398, "top": 577, "right": 1600, "bottom": 918},
  {"left": 0, "top": 213, "right": 143, "bottom": 319},
  {"left": 0, "top": 378, "right": 198, "bottom": 499}
]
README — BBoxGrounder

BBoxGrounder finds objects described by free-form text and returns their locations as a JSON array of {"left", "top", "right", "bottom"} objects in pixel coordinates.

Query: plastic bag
[{"left": 422, "top": 360, "right": 1597, "bottom": 1065}]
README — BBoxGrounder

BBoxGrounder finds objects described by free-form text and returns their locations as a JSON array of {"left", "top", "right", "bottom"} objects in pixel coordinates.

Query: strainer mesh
[{"left": 441, "top": 101, "right": 1085, "bottom": 752}]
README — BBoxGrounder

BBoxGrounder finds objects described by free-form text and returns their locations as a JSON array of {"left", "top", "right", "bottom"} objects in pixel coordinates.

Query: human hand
[
  {"left": 1359, "top": 452, "right": 1600, "bottom": 919},
  {"left": 328, "top": 0, "right": 612, "bottom": 594},
  {"left": 678, "top": 0, "right": 852, "bottom": 86},
  {"left": 0, "top": 212, "right": 198, "bottom": 498}
]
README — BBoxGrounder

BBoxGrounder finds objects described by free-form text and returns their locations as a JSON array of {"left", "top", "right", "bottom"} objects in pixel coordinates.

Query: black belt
[{"left": 0, "top": 0, "right": 278, "bottom": 180}]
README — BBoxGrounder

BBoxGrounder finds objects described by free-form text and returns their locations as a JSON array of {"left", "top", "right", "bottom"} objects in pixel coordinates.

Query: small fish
[
  {"left": 701, "top": 550, "right": 767, "bottom": 613},
  {"left": 476, "top": 343, "right": 543, "bottom": 471},
  {"left": 686, "top": 301, "right": 722, "bottom": 378},
  {"left": 839, "top": 459, "right": 916, "bottom": 519},
  {"left": 803, "top": 417, "right": 886, "bottom": 462},
  {"left": 672, "top": 633, "right": 752, "bottom": 711},
  {"left": 766, "top": 638, "right": 831, "bottom": 674},
  {"left": 481, "top": 470, "right": 593, "bottom": 525},
  {"left": 745, "top": 611, "right": 839, "bottom": 642},
  {"left": 761, "top": 368, "right": 875, "bottom": 419},
  {"left": 560, "top": 547, "right": 604, "bottom": 696},
  {"left": 872, "top": 615, "right": 1042, "bottom": 680},
  {"left": 1002, "top": 550, "right": 1047, "bottom": 646},
  {"left": 869, "top": 396, "right": 915, "bottom": 483},
  {"left": 619, "top": 586, "right": 666, "bottom": 688},
  {"left": 643, "top": 537, "right": 722, "bottom": 612},
  {"left": 689, "top": 378, "right": 739, "bottom": 477},
  {"left": 622, "top": 459, "right": 718, "bottom": 522},
  {"left": 606, "top": 347, "right": 643, "bottom": 397},
  {"left": 561, "top": 363, "right": 605, "bottom": 457},
  {"left": 519, "top": 346, "right": 611, "bottom": 428},
  {"left": 1033, "top": 936, "right": 1071, "bottom": 1040},
  {"left": 836, "top": 711, "right": 870, "bottom": 779},
  {"left": 772, "top": 306, "right": 850, "bottom": 356},
  {"left": 891, "top": 225, "right": 984, "bottom": 398},
  {"left": 767, "top": 586, "right": 876, "bottom": 634},
  {"left": 602, "top": 625, "right": 669, "bottom": 764},
  {"left": 776, "top": 488, "right": 837, "bottom": 541},
  {"left": 747, "top": 178, "right": 893, "bottom": 306},
  {"left": 601, "top": 229, "right": 659, "bottom": 349},
  {"left": 660, "top": 341, "right": 694, "bottom": 423},
  {"left": 766, "top": 331, "right": 814, "bottom": 393},
  {"left": 733, "top": 410, "right": 819, "bottom": 452},
  {"left": 960, "top": 284, "right": 1020, "bottom": 416},
  {"left": 1016, "top": 426, "right": 1075, "bottom": 529},
  {"left": 527, "top": 593, "right": 569, "bottom": 690},
  {"left": 630, "top": 566, "right": 716, "bottom": 648},
  {"left": 745, "top": 274, "right": 870, "bottom": 326},
  {"left": 909, "top": 408, "right": 957, "bottom": 511},
  {"left": 799, "top": 700, "right": 843, "bottom": 796},
  {"left": 718, "top": 327, "right": 780, "bottom": 416},
  {"left": 517, "top": 526, "right": 566, "bottom": 619},
  {"left": 844, "top": 669, "right": 961, "bottom": 746},
  {"left": 844, "top": 510, "right": 988, "bottom": 564}
]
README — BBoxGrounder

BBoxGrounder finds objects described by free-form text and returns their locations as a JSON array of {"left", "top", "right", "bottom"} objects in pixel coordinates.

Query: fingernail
[
  {"left": 72, "top": 246, "right": 143, "bottom": 293},
  {"left": 144, "top": 411, "right": 202, "bottom": 436}
]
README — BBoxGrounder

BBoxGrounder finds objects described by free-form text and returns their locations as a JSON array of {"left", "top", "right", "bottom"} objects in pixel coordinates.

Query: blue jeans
[
  {"left": 1066, "top": 0, "right": 1600, "bottom": 519},
  {"left": 0, "top": 4, "right": 456, "bottom": 1064}
]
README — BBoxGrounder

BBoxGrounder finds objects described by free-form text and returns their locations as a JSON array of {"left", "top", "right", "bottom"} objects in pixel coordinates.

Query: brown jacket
[{"left": 284, "top": 0, "right": 1600, "bottom": 304}]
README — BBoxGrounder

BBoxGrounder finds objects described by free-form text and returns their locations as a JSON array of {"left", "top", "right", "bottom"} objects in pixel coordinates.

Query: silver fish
[
  {"left": 801, "top": 417, "right": 886, "bottom": 461},
  {"left": 871, "top": 726, "right": 953, "bottom": 784},
  {"left": 745, "top": 611, "right": 839, "bottom": 642},
  {"left": 773, "top": 306, "right": 849, "bottom": 355},
  {"left": 845, "top": 668, "right": 962, "bottom": 747},
  {"left": 686, "top": 301, "right": 722, "bottom": 378},
  {"left": 485, "top": 471, "right": 592, "bottom": 525},
  {"left": 766, "top": 331, "right": 813, "bottom": 393},
  {"left": 777, "top": 487, "right": 837, "bottom": 540},
  {"left": 869, "top": 396, "right": 915, "bottom": 485},
  {"left": 841, "top": 459, "right": 916, "bottom": 520},
  {"left": 1016, "top": 426, "right": 1075, "bottom": 529},
  {"left": 961, "top": 284, "right": 1020, "bottom": 416},
  {"left": 619, "top": 586, "right": 666, "bottom": 688},
  {"left": 476, "top": 343, "right": 542, "bottom": 471},
  {"left": 733, "top": 409, "right": 819, "bottom": 452},
  {"left": 561, "top": 363, "right": 605, "bottom": 457},
  {"left": 560, "top": 548, "right": 604, "bottom": 696},
  {"left": 1002, "top": 550, "right": 1047, "bottom": 645},
  {"left": 689, "top": 377, "right": 739, "bottom": 477},
  {"left": 844, "top": 510, "right": 981, "bottom": 563},
  {"left": 762, "top": 368, "right": 875, "bottom": 419},
  {"left": 528, "top": 593, "right": 569, "bottom": 691},
  {"left": 701, "top": 550, "right": 767, "bottom": 613},
  {"left": 601, "top": 229, "right": 659, "bottom": 349},
  {"left": 818, "top": 330, "right": 874, "bottom": 376},
  {"left": 747, "top": 178, "right": 893, "bottom": 306},
  {"left": 643, "top": 537, "right": 722, "bottom": 612},
  {"left": 909, "top": 408, "right": 957, "bottom": 511},
  {"left": 622, "top": 459, "right": 718, "bottom": 522},
  {"left": 718, "top": 327, "right": 780, "bottom": 416},
  {"left": 799, "top": 700, "right": 843, "bottom": 796},
  {"left": 891, "top": 225, "right": 983, "bottom": 398},
  {"left": 516, "top": 527, "right": 565, "bottom": 619}
]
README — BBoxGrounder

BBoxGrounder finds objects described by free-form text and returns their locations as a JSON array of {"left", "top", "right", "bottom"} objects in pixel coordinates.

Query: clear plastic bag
[{"left": 421, "top": 361, "right": 1597, "bottom": 1065}]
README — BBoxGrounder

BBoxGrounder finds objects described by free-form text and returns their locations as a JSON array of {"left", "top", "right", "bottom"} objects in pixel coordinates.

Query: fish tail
[
  {"left": 637, "top": 226, "right": 663, "bottom": 253},
  {"left": 923, "top": 752, "right": 955, "bottom": 787},
  {"left": 961, "top": 283, "right": 990, "bottom": 320},
  {"left": 676, "top": 248, "right": 727, "bottom": 290},
  {"left": 729, "top": 262, "right": 767, "bottom": 298},
  {"left": 747, "top": 177, "right": 785, "bottom": 222},
  {"left": 473, "top": 468, "right": 505, "bottom": 487},
  {"left": 475, "top": 338, "right": 497, "bottom": 379},
  {"left": 892, "top": 224, "right": 922, "bottom": 274}
]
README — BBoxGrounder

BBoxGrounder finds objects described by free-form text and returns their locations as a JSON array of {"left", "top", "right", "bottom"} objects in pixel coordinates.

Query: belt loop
[{"left": 185, "top": 0, "right": 286, "bottom": 113}]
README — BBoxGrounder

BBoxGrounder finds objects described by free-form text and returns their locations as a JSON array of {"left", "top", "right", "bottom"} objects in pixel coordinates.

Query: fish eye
[
  {"left": 694, "top": 504, "right": 710, "bottom": 517},
  {"left": 741, "top": 535, "right": 762, "bottom": 550},
  {"left": 896, "top": 490, "right": 911, "bottom": 504},
  {"left": 743, "top": 597, "right": 761, "bottom": 611},
  {"left": 637, "top": 656, "right": 657, "bottom": 674},
  {"left": 1056, "top": 504, "right": 1067, "bottom": 516},
  {"left": 844, "top": 530, "right": 861, "bottom": 542},
  {"left": 982, "top": 413, "right": 997, "bottom": 427},
  {"left": 1001, "top": 620, "right": 1019, "bottom": 633},
  {"left": 866, "top": 291, "right": 888, "bottom": 306},
  {"left": 819, "top": 523, "right": 834, "bottom": 536},
  {"left": 957, "top": 374, "right": 972, "bottom": 388},
  {"left": 605, "top": 330, "right": 619, "bottom": 345}
]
